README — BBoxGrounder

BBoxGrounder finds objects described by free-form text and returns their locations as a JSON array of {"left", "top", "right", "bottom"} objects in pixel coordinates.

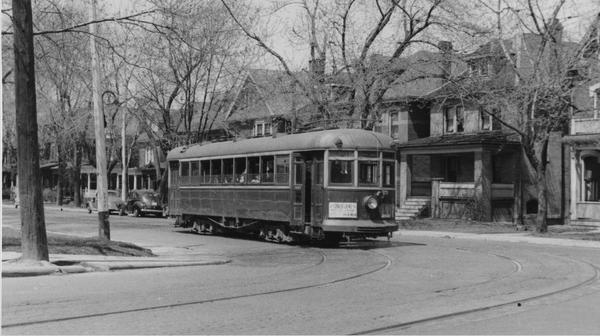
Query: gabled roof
[
  {"left": 225, "top": 69, "right": 311, "bottom": 122},
  {"left": 377, "top": 50, "right": 467, "bottom": 101}
]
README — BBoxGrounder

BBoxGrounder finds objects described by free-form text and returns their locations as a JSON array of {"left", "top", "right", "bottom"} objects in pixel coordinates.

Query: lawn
[{"left": 2, "top": 227, "right": 155, "bottom": 257}]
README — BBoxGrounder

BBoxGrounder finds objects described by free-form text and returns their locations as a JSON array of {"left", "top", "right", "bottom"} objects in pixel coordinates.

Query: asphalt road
[{"left": 2, "top": 205, "right": 600, "bottom": 334}]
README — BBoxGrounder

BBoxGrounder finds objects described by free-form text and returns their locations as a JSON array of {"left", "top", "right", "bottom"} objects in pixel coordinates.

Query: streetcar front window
[
  {"left": 359, "top": 160, "right": 378, "bottom": 186},
  {"left": 330, "top": 160, "right": 353, "bottom": 184},
  {"left": 383, "top": 161, "right": 395, "bottom": 187}
]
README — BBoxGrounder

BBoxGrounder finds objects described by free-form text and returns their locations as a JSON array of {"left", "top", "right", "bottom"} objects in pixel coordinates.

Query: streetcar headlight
[{"left": 365, "top": 196, "right": 379, "bottom": 210}]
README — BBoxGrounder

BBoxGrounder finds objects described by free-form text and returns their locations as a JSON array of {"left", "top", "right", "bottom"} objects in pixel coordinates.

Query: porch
[{"left": 395, "top": 131, "right": 521, "bottom": 222}]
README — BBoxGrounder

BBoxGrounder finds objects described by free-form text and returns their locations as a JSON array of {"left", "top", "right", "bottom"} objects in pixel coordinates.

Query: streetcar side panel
[{"left": 180, "top": 188, "right": 291, "bottom": 222}]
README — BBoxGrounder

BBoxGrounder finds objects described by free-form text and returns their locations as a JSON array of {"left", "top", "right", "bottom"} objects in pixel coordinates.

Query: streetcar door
[
  {"left": 310, "top": 156, "right": 324, "bottom": 226},
  {"left": 291, "top": 156, "right": 306, "bottom": 232},
  {"left": 168, "top": 161, "right": 180, "bottom": 215}
]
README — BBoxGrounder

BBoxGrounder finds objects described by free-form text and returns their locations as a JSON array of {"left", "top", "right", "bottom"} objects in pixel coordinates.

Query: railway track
[
  {"left": 351, "top": 252, "right": 600, "bottom": 335},
  {"left": 2, "top": 247, "right": 392, "bottom": 330}
]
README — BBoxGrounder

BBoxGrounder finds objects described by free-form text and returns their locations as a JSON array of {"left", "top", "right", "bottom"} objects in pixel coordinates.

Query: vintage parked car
[
  {"left": 123, "top": 190, "right": 164, "bottom": 217},
  {"left": 86, "top": 190, "right": 126, "bottom": 215}
]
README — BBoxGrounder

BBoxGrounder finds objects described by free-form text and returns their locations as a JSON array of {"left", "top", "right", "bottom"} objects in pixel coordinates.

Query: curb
[{"left": 2, "top": 258, "right": 231, "bottom": 278}]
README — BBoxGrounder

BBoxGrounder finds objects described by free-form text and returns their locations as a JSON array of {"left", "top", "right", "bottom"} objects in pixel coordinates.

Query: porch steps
[{"left": 395, "top": 198, "right": 430, "bottom": 221}]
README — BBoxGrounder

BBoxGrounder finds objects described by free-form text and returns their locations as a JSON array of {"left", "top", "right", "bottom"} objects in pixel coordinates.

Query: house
[
  {"left": 390, "top": 21, "right": 584, "bottom": 224},
  {"left": 223, "top": 69, "right": 313, "bottom": 138},
  {"left": 564, "top": 13, "right": 600, "bottom": 222}
]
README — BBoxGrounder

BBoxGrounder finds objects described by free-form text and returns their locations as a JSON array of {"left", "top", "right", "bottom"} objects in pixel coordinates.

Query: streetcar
[{"left": 166, "top": 128, "right": 398, "bottom": 244}]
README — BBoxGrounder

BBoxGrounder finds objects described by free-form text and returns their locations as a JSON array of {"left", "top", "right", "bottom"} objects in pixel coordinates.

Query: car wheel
[
  {"left": 87, "top": 205, "right": 92, "bottom": 214},
  {"left": 133, "top": 207, "right": 141, "bottom": 217},
  {"left": 119, "top": 207, "right": 125, "bottom": 216}
]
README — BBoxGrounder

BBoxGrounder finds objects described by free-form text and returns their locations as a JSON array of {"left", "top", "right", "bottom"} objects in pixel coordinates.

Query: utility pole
[
  {"left": 90, "top": 0, "right": 110, "bottom": 240},
  {"left": 12, "top": 0, "right": 49, "bottom": 261}
]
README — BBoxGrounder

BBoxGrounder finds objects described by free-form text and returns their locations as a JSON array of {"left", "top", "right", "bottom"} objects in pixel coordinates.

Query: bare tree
[
  {"left": 222, "top": 0, "right": 480, "bottom": 128},
  {"left": 450, "top": 0, "right": 596, "bottom": 232}
]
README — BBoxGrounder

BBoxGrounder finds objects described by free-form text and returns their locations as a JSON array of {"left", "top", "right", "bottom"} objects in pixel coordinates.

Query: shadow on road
[{"left": 172, "top": 228, "right": 425, "bottom": 250}]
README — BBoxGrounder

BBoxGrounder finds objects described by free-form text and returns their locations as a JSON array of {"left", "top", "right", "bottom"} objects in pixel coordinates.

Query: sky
[{"left": 100, "top": 0, "right": 600, "bottom": 72}]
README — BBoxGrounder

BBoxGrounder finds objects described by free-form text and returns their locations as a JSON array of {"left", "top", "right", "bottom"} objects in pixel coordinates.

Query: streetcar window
[
  {"left": 210, "top": 160, "right": 222, "bottom": 184},
  {"left": 190, "top": 161, "right": 200, "bottom": 184},
  {"left": 275, "top": 155, "right": 289, "bottom": 185},
  {"left": 359, "top": 160, "right": 379, "bottom": 186},
  {"left": 248, "top": 157, "right": 260, "bottom": 183},
  {"left": 223, "top": 158, "right": 234, "bottom": 184},
  {"left": 181, "top": 161, "right": 190, "bottom": 177},
  {"left": 315, "top": 161, "right": 324, "bottom": 185},
  {"left": 198, "top": 160, "right": 208, "bottom": 184},
  {"left": 235, "top": 157, "right": 247, "bottom": 183},
  {"left": 262, "top": 156, "right": 274, "bottom": 183},
  {"left": 383, "top": 161, "right": 395, "bottom": 187},
  {"left": 330, "top": 160, "right": 353, "bottom": 184},
  {"left": 191, "top": 161, "right": 199, "bottom": 176},
  {"left": 294, "top": 162, "right": 303, "bottom": 185}
]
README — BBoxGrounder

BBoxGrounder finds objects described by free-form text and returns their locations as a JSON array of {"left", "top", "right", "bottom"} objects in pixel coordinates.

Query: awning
[{"left": 394, "top": 131, "right": 520, "bottom": 151}]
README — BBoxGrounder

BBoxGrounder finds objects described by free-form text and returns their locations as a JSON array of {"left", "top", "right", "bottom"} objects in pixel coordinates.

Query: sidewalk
[
  {"left": 394, "top": 230, "right": 600, "bottom": 249},
  {"left": 1, "top": 247, "right": 231, "bottom": 278}
]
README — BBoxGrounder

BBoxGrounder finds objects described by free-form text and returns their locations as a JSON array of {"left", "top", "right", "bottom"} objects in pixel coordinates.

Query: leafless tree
[{"left": 451, "top": 0, "right": 598, "bottom": 232}]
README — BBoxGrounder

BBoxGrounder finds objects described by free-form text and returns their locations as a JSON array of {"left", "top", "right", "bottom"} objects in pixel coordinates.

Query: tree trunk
[
  {"left": 56, "top": 142, "right": 65, "bottom": 206},
  {"left": 535, "top": 166, "right": 548, "bottom": 233},
  {"left": 13, "top": 0, "right": 49, "bottom": 261},
  {"left": 72, "top": 141, "right": 82, "bottom": 207}
]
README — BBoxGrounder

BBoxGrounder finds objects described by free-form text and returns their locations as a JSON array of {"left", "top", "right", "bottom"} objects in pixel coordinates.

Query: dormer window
[
  {"left": 444, "top": 106, "right": 464, "bottom": 134},
  {"left": 253, "top": 120, "right": 272, "bottom": 137}
]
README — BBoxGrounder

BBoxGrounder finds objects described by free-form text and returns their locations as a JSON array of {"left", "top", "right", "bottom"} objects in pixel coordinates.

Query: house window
[
  {"left": 144, "top": 148, "right": 154, "bottom": 165},
  {"left": 390, "top": 112, "right": 400, "bottom": 139},
  {"left": 469, "top": 59, "right": 489, "bottom": 76},
  {"left": 480, "top": 107, "right": 501, "bottom": 131},
  {"left": 444, "top": 106, "right": 464, "bottom": 133},
  {"left": 253, "top": 120, "right": 272, "bottom": 137}
]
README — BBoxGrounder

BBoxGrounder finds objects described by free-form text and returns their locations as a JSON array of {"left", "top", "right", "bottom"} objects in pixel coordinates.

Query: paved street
[{"left": 2, "top": 205, "right": 600, "bottom": 334}]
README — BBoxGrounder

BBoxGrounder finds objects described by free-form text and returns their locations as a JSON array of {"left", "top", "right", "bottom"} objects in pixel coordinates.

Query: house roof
[
  {"left": 225, "top": 69, "right": 311, "bottom": 122},
  {"left": 394, "top": 131, "right": 521, "bottom": 150},
  {"left": 167, "top": 128, "right": 394, "bottom": 160},
  {"left": 378, "top": 50, "right": 467, "bottom": 101}
]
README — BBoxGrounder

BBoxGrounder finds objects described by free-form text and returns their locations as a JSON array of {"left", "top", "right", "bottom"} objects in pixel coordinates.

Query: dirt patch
[{"left": 2, "top": 227, "right": 155, "bottom": 257}]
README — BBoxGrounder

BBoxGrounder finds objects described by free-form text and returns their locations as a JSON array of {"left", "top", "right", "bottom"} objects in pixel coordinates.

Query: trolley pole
[{"left": 90, "top": 0, "right": 110, "bottom": 240}]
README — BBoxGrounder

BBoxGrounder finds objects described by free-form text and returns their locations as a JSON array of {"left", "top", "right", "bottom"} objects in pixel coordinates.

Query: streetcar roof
[{"left": 167, "top": 129, "right": 394, "bottom": 160}]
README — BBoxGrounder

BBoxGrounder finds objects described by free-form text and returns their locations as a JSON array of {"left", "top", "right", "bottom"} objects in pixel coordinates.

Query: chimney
[{"left": 438, "top": 41, "right": 453, "bottom": 78}]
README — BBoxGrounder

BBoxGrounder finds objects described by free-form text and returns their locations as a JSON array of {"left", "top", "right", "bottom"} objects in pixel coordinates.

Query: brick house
[{"left": 392, "top": 24, "right": 583, "bottom": 224}]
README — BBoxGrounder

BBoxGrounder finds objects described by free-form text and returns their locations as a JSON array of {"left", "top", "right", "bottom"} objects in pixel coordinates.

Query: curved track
[
  {"left": 351, "top": 250, "right": 600, "bottom": 335},
  {"left": 2, "top": 248, "right": 392, "bottom": 329}
]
